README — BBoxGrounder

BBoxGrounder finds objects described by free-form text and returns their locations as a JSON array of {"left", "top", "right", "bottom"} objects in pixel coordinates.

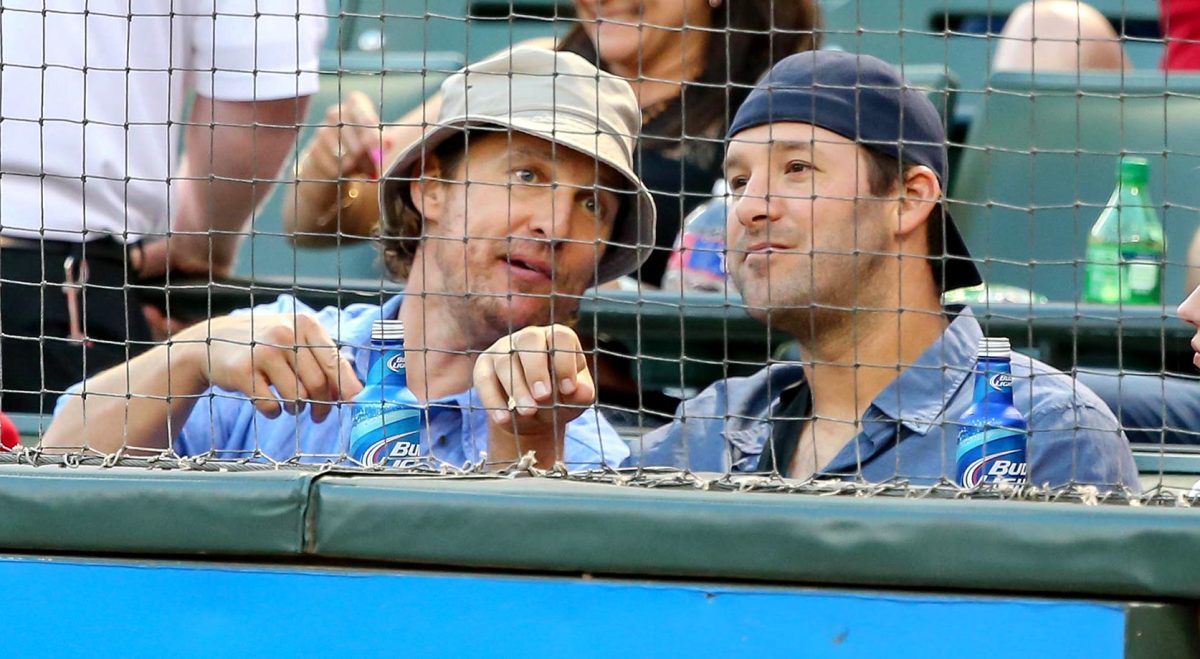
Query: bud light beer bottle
[
  {"left": 1083, "top": 157, "right": 1165, "bottom": 305},
  {"left": 955, "top": 337, "right": 1029, "bottom": 488},
  {"left": 347, "top": 320, "right": 423, "bottom": 467},
  {"left": 661, "top": 180, "right": 730, "bottom": 292}
]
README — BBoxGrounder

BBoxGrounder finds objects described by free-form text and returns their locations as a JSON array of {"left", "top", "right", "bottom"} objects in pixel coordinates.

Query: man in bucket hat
[
  {"left": 45, "top": 47, "right": 652, "bottom": 470},
  {"left": 475, "top": 51, "right": 1139, "bottom": 490}
]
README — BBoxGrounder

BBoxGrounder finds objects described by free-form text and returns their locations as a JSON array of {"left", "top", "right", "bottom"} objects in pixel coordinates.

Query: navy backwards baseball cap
[{"left": 727, "top": 50, "right": 983, "bottom": 292}]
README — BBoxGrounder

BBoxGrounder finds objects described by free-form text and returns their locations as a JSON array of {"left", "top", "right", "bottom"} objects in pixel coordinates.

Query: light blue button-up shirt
[
  {"left": 629, "top": 306, "right": 1141, "bottom": 491},
  {"left": 57, "top": 295, "right": 628, "bottom": 470}
]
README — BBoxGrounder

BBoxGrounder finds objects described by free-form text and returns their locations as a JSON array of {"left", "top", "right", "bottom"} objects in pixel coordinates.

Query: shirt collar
[
  {"left": 866, "top": 304, "right": 981, "bottom": 434},
  {"left": 342, "top": 295, "right": 477, "bottom": 408}
]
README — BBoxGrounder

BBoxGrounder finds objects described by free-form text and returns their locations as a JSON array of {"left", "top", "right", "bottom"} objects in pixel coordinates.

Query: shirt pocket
[{"left": 723, "top": 424, "right": 770, "bottom": 472}]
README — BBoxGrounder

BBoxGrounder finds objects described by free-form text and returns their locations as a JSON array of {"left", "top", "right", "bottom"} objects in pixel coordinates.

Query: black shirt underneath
[{"left": 755, "top": 378, "right": 813, "bottom": 473}]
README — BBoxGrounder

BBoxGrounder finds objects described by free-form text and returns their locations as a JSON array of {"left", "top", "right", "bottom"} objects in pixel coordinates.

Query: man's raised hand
[
  {"left": 473, "top": 324, "right": 596, "bottom": 465},
  {"left": 179, "top": 313, "right": 363, "bottom": 423}
]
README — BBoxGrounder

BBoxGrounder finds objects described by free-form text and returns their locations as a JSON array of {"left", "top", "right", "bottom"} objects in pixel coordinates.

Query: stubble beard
[
  {"left": 735, "top": 249, "right": 893, "bottom": 351},
  {"left": 435, "top": 247, "right": 583, "bottom": 352}
]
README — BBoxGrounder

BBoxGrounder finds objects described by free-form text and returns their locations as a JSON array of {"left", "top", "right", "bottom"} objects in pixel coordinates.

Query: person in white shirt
[{"left": 0, "top": 1, "right": 326, "bottom": 413}]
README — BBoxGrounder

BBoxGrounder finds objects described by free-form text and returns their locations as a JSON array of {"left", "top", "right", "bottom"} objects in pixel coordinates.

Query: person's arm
[
  {"left": 282, "top": 36, "right": 559, "bottom": 245},
  {"left": 473, "top": 324, "right": 596, "bottom": 469},
  {"left": 282, "top": 92, "right": 444, "bottom": 246},
  {"left": 43, "top": 313, "right": 362, "bottom": 454},
  {"left": 137, "top": 95, "right": 311, "bottom": 280}
]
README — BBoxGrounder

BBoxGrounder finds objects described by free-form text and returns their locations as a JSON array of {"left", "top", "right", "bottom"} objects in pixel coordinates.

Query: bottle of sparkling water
[
  {"left": 347, "top": 320, "right": 423, "bottom": 467},
  {"left": 661, "top": 180, "right": 730, "bottom": 292},
  {"left": 955, "top": 337, "right": 1029, "bottom": 488},
  {"left": 1083, "top": 158, "right": 1165, "bottom": 305}
]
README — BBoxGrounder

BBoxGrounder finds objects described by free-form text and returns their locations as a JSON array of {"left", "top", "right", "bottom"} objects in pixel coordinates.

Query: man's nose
[
  {"left": 526, "top": 184, "right": 577, "bottom": 239},
  {"left": 732, "top": 177, "right": 780, "bottom": 228}
]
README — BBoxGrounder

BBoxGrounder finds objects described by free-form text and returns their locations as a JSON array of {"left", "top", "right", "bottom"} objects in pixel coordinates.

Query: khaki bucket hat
[{"left": 379, "top": 46, "right": 656, "bottom": 285}]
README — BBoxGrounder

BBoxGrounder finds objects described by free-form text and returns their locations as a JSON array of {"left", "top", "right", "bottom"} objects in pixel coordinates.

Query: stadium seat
[
  {"left": 347, "top": 0, "right": 570, "bottom": 64},
  {"left": 949, "top": 71, "right": 1200, "bottom": 305},
  {"left": 819, "top": 0, "right": 1164, "bottom": 129}
]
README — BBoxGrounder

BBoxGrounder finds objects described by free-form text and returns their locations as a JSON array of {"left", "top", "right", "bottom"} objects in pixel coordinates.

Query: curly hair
[{"left": 378, "top": 133, "right": 467, "bottom": 280}]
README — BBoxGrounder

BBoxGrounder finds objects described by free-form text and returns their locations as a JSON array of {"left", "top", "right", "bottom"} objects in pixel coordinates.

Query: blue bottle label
[
  {"left": 987, "top": 372, "right": 1012, "bottom": 391},
  {"left": 348, "top": 341, "right": 420, "bottom": 467},
  {"left": 363, "top": 349, "right": 406, "bottom": 385},
  {"left": 955, "top": 426, "right": 1029, "bottom": 487},
  {"left": 683, "top": 236, "right": 727, "bottom": 278},
  {"left": 348, "top": 400, "right": 422, "bottom": 467}
]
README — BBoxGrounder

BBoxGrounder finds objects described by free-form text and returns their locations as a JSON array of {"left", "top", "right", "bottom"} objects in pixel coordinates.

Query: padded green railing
[{"left": 0, "top": 464, "right": 1197, "bottom": 602}]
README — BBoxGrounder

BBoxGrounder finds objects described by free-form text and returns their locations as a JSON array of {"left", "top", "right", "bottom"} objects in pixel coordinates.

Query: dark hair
[
  {"left": 861, "top": 148, "right": 945, "bottom": 270},
  {"left": 557, "top": 1, "right": 821, "bottom": 139}
]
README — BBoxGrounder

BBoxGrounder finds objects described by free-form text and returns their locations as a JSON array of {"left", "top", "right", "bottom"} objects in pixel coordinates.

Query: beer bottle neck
[
  {"left": 366, "top": 340, "right": 408, "bottom": 387},
  {"left": 972, "top": 357, "right": 1014, "bottom": 406}
]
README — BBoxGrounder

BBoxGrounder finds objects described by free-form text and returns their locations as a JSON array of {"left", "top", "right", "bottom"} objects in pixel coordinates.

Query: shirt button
[{"left": 435, "top": 435, "right": 448, "bottom": 446}]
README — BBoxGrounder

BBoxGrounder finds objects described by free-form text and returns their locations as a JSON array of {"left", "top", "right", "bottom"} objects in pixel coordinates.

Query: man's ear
[
  {"left": 408, "top": 153, "right": 447, "bottom": 225},
  {"left": 894, "top": 165, "right": 941, "bottom": 238}
]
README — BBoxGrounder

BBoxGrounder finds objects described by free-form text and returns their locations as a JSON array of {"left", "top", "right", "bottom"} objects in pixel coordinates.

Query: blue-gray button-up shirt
[
  {"left": 57, "top": 294, "right": 628, "bottom": 470},
  {"left": 629, "top": 307, "right": 1141, "bottom": 491}
]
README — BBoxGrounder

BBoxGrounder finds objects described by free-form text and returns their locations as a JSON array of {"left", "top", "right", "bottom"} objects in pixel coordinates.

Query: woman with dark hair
[{"left": 285, "top": 0, "right": 820, "bottom": 285}]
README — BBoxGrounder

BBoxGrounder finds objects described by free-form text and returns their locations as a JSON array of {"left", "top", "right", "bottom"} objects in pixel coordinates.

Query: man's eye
[
  {"left": 787, "top": 161, "right": 812, "bottom": 174},
  {"left": 514, "top": 168, "right": 537, "bottom": 184},
  {"left": 727, "top": 176, "right": 748, "bottom": 192},
  {"left": 583, "top": 197, "right": 600, "bottom": 214}
]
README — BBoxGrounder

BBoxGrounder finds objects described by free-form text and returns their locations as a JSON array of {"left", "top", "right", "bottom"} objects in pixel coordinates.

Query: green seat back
[
  {"left": 345, "top": 0, "right": 571, "bottom": 63},
  {"left": 820, "top": 0, "right": 1164, "bottom": 124},
  {"left": 949, "top": 71, "right": 1200, "bottom": 304},
  {"left": 904, "top": 64, "right": 960, "bottom": 121}
]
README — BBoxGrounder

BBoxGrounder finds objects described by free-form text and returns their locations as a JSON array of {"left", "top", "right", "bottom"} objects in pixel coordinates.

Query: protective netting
[{"left": 1, "top": 1, "right": 1199, "bottom": 506}]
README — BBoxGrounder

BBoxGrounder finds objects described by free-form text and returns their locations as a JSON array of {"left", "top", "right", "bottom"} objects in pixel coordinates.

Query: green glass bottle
[{"left": 1083, "top": 158, "right": 1165, "bottom": 305}]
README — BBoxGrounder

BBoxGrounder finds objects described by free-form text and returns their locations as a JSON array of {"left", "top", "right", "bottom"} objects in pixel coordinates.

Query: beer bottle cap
[
  {"left": 371, "top": 319, "right": 405, "bottom": 342},
  {"left": 978, "top": 337, "right": 1011, "bottom": 358}
]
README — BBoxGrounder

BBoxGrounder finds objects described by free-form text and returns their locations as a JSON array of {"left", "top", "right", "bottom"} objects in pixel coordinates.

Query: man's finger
[
  {"left": 473, "top": 356, "right": 512, "bottom": 425},
  {"left": 493, "top": 349, "right": 537, "bottom": 416},
  {"left": 562, "top": 364, "right": 596, "bottom": 408},
  {"left": 335, "top": 354, "right": 364, "bottom": 400},
  {"left": 513, "top": 330, "right": 554, "bottom": 403},
  {"left": 257, "top": 351, "right": 303, "bottom": 415},
  {"left": 295, "top": 347, "right": 332, "bottom": 423},
  {"left": 248, "top": 371, "right": 282, "bottom": 419},
  {"left": 549, "top": 325, "right": 587, "bottom": 397}
]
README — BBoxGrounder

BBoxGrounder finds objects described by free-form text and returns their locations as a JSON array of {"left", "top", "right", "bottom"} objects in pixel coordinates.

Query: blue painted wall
[{"left": 1, "top": 556, "right": 1124, "bottom": 658}]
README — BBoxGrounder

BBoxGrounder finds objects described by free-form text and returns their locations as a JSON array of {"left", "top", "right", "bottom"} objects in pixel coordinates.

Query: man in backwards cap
[
  {"left": 45, "top": 47, "right": 653, "bottom": 471},
  {"left": 476, "top": 51, "right": 1139, "bottom": 489}
]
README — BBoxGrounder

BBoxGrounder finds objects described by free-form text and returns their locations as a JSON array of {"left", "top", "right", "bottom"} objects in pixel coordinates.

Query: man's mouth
[
  {"left": 502, "top": 254, "right": 553, "bottom": 282},
  {"left": 743, "top": 241, "right": 791, "bottom": 255}
]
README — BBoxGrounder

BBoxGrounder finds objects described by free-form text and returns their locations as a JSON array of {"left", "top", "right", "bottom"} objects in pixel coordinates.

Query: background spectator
[{"left": 0, "top": 0, "right": 326, "bottom": 413}]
